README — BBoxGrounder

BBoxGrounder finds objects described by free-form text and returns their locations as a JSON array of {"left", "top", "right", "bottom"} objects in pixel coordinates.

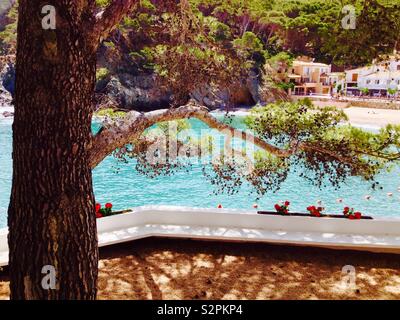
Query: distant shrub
[
  {"left": 96, "top": 67, "right": 110, "bottom": 81},
  {"left": 95, "top": 0, "right": 111, "bottom": 8},
  {"left": 95, "top": 108, "right": 126, "bottom": 118}
]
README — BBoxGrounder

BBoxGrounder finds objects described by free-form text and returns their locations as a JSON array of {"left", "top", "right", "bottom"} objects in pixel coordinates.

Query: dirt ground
[{"left": 1, "top": 238, "right": 400, "bottom": 300}]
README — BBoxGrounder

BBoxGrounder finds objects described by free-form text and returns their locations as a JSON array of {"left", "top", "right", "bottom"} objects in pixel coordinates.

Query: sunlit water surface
[{"left": 1, "top": 114, "right": 400, "bottom": 228}]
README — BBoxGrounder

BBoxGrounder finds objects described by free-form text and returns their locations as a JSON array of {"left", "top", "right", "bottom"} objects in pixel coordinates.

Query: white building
[
  {"left": 327, "top": 72, "right": 345, "bottom": 94},
  {"left": 360, "top": 71, "right": 400, "bottom": 96},
  {"left": 345, "top": 56, "right": 400, "bottom": 96}
]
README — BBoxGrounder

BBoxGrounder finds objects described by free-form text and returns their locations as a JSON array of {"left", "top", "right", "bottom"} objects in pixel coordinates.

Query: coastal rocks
[
  {"left": 97, "top": 73, "right": 172, "bottom": 111},
  {"left": 0, "top": 62, "right": 15, "bottom": 108},
  {"left": 191, "top": 85, "right": 229, "bottom": 109},
  {"left": 191, "top": 80, "right": 257, "bottom": 110},
  {"left": 1, "top": 110, "right": 13, "bottom": 117},
  {"left": 0, "top": 85, "right": 12, "bottom": 108},
  {"left": 0, "top": 62, "right": 15, "bottom": 97},
  {"left": 191, "top": 70, "right": 287, "bottom": 109},
  {"left": 100, "top": 72, "right": 260, "bottom": 111}
]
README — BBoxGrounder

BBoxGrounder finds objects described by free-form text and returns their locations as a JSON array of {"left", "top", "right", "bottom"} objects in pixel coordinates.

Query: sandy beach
[
  {"left": 1, "top": 238, "right": 400, "bottom": 300},
  {"left": 343, "top": 107, "right": 400, "bottom": 127},
  {"left": 218, "top": 105, "right": 400, "bottom": 128},
  {"left": 3, "top": 104, "right": 400, "bottom": 127}
]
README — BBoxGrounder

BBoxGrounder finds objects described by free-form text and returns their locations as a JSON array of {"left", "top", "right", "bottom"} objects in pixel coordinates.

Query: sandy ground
[
  {"left": 1, "top": 238, "right": 399, "bottom": 300},
  {"left": 302, "top": 100, "right": 400, "bottom": 127},
  {"left": 3, "top": 104, "right": 400, "bottom": 126},
  {"left": 343, "top": 107, "right": 400, "bottom": 127},
  {"left": 229, "top": 105, "right": 400, "bottom": 128}
]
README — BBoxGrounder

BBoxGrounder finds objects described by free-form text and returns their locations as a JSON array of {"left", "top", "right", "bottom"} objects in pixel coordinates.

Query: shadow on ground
[
  {"left": 0, "top": 238, "right": 399, "bottom": 300},
  {"left": 96, "top": 238, "right": 400, "bottom": 300}
]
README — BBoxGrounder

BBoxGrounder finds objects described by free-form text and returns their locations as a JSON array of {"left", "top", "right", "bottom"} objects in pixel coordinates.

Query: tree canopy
[{"left": 7, "top": 0, "right": 400, "bottom": 300}]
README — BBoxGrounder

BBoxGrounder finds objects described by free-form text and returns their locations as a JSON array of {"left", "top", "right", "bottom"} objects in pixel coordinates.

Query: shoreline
[
  {"left": 3, "top": 104, "right": 400, "bottom": 128},
  {"left": 212, "top": 106, "right": 400, "bottom": 128}
]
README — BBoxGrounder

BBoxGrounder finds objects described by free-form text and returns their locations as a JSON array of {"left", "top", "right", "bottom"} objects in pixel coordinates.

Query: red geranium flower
[
  {"left": 95, "top": 203, "right": 101, "bottom": 212},
  {"left": 96, "top": 212, "right": 103, "bottom": 219},
  {"left": 354, "top": 212, "right": 362, "bottom": 220},
  {"left": 275, "top": 201, "right": 290, "bottom": 215},
  {"left": 105, "top": 203, "right": 113, "bottom": 209},
  {"left": 307, "top": 205, "right": 323, "bottom": 217}
]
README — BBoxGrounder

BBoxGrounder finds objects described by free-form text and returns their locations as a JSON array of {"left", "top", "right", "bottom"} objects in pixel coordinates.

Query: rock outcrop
[
  {"left": 97, "top": 73, "right": 173, "bottom": 111},
  {"left": 0, "top": 62, "right": 14, "bottom": 107}
]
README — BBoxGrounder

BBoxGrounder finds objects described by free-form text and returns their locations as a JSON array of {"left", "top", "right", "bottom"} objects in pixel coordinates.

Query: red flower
[
  {"left": 217, "top": 204, "right": 223, "bottom": 209},
  {"left": 274, "top": 204, "right": 281, "bottom": 211},
  {"left": 95, "top": 203, "right": 101, "bottom": 212},
  {"left": 284, "top": 210, "right": 289, "bottom": 215},
  {"left": 354, "top": 212, "right": 362, "bottom": 220},
  {"left": 96, "top": 212, "right": 103, "bottom": 219},
  {"left": 343, "top": 207, "right": 350, "bottom": 213},
  {"left": 105, "top": 203, "right": 113, "bottom": 209},
  {"left": 284, "top": 201, "right": 290, "bottom": 207},
  {"left": 348, "top": 214, "right": 355, "bottom": 220}
]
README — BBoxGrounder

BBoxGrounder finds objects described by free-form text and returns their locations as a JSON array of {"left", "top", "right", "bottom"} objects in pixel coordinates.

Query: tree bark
[{"left": 8, "top": 1, "right": 99, "bottom": 299}]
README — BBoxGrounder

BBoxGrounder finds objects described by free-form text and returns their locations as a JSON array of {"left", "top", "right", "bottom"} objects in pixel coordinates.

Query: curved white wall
[{"left": 1, "top": 205, "right": 400, "bottom": 267}]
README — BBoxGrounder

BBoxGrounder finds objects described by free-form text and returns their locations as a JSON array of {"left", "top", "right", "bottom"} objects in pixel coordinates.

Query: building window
[
  {"left": 375, "top": 80, "right": 380, "bottom": 84},
  {"left": 397, "top": 65, "right": 400, "bottom": 71},
  {"left": 366, "top": 80, "right": 371, "bottom": 84}
]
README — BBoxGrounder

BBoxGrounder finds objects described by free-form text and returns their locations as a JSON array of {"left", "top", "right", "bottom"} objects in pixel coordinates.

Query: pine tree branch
[
  {"left": 88, "top": 101, "right": 289, "bottom": 168},
  {"left": 88, "top": 0, "right": 138, "bottom": 50}
]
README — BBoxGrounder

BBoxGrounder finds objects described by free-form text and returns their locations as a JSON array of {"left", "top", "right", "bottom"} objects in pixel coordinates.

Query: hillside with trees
[{"left": 1, "top": 0, "right": 399, "bottom": 110}]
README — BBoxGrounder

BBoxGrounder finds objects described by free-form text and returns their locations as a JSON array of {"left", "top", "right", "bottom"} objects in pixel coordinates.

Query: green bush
[{"left": 96, "top": 68, "right": 110, "bottom": 81}]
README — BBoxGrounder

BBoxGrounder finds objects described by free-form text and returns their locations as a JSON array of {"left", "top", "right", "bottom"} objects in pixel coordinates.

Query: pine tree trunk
[{"left": 8, "top": 1, "right": 99, "bottom": 299}]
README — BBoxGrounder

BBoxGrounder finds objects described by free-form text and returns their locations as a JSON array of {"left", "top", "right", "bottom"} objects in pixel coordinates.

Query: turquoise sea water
[{"left": 1, "top": 115, "right": 400, "bottom": 228}]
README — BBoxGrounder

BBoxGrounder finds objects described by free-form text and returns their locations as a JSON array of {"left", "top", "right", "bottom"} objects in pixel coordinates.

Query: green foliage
[
  {"left": 190, "top": 0, "right": 400, "bottom": 66},
  {"left": 243, "top": 100, "right": 400, "bottom": 193},
  {"left": 0, "top": 3, "right": 18, "bottom": 53},
  {"left": 233, "top": 31, "right": 268, "bottom": 67},
  {"left": 205, "top": 17, "right": 231, "bottom": 42},
  {"left": 156, "top": 120, "right": 192, "bottom": 135},
  {"left": 95, "top": 0, "right": 111, "bottom": 8},
  {"left": 103, "top": 41, "right": 116, "bottom": 49},
  {"left": 95, "top": 108, "right": 126, "bottom": 118},
  {"left": 96, "top": 67, "right": 110, "bottom": 81},
  {"left": 268, "top": 52, "right": 293, "bottom": 67},
  {"left": 276, "top": 81, "right": 295, "bottom": 91}
]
